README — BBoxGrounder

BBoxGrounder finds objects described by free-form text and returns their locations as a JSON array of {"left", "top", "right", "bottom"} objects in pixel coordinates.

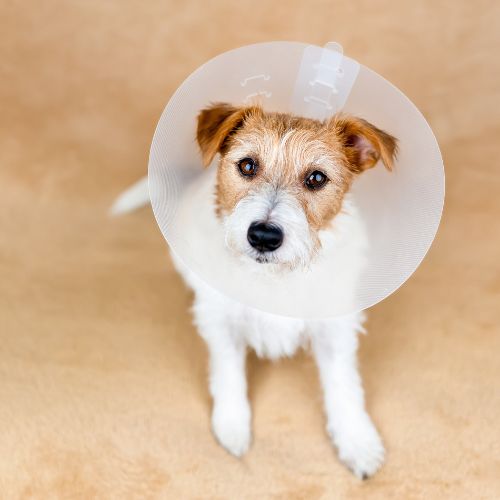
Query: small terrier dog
[{"left": 115, "top": 102, "right": 397, "bottom": 479}]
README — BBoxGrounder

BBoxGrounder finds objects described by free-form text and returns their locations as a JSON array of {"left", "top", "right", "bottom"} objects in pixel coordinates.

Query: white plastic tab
[
  {"left": 240, "top": 73, "right": 272, "bottom": 104},
  {"left": 240, "top": 74, "right": 270, "bottom": 87},
  {"left": 291, "top": 42, "right": 359, "bottom": 120}
]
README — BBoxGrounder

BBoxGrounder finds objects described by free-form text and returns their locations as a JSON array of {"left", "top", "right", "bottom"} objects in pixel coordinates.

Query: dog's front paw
[
  {"left": 211, "top": 399, "right": 251, "bottom": 457},
  {"left": 329, "top": 415, "right": 385, "bottom": 479}
]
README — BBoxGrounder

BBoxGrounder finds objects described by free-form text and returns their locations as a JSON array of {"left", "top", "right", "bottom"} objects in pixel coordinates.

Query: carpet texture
[{"left": 1, "top": 1, "right": 499, "bottom": 498}]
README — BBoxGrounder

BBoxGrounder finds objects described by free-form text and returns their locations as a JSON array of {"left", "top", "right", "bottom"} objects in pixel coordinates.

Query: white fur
[
  {"left": 114, "top": 175, "right": 384, "bottom": 478},
  {"left": 224, "top": 184, "right": 315, "bottom": 268},
  {"left": 171, "top": 254, "right": 384, "bottom": 478}
]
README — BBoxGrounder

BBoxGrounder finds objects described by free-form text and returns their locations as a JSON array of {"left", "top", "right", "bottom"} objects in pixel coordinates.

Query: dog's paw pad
[
  {"left": 331, "top": 419, "right": 385, "bottom": 479},
  {"left": 212, "top": 402, "right": 251, "bottom": 457}
]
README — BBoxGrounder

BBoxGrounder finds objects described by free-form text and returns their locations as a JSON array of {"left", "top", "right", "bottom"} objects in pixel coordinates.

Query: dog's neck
[{"left": 171, "top": 169, "right": 368, "bottom": 317}]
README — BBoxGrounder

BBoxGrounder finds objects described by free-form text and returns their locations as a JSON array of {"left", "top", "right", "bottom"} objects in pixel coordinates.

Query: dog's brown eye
[
  {"left": 238, "top": 158, "right": 258, "bottom": 177},
  {"left": 305, "top": 170, "right": 328, "bottom": 190}
]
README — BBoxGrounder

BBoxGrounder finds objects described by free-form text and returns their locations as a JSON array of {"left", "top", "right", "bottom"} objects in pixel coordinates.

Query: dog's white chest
[
  {"left": 238, "top": 307, "right": 306, "bottom": 359},
  {"left": 172, "top": 253, "right": 307, "bottom": 360}
]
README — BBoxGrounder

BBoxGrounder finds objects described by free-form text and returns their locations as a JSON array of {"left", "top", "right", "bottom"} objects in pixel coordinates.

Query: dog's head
[{"left": 196, "top": 103, "right": 397, "bottom": 271}]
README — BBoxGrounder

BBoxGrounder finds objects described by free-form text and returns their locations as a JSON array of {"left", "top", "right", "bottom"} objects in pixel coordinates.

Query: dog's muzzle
[{"left": 247, "top": 222, "right": 283, "bottom": 253}]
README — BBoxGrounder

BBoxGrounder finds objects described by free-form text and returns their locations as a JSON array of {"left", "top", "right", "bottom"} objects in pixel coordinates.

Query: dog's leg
[
  {"left": 193, "top": 298, "right": 251, "bottom": 457},
  {"left": 311, "top": 314, "right": 384, "bottom": 479}
]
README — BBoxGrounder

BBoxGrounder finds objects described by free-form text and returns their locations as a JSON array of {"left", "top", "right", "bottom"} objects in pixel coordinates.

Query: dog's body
[
  {"left": 115, "top": 103, "right": 397, "bottom": 479},
  {"left": 172, "top": 252, "right": 383, "bottom": 480}
]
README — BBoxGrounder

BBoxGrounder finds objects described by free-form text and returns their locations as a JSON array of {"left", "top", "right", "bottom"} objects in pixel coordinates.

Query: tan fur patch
[{"left": 196, "top": 103, "right": 397, "bottom": 234}]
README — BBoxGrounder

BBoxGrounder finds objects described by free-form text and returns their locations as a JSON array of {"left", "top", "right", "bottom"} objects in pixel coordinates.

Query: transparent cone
[{"left": 149, "top": 41, "right": 444, "bottom": 318}]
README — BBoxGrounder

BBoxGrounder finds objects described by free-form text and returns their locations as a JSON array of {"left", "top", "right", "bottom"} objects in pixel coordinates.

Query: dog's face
[{"left": 197, "top": 103, "right": 397, "bottom": 271}]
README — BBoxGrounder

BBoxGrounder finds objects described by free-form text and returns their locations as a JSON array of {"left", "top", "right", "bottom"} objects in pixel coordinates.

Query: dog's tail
[{"left": 109, "top": 176, "right": 150, "bottom": 216}]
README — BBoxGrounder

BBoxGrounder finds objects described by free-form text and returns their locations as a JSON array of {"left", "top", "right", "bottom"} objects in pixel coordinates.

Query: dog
[{"left": 113, "top": 102, "right": 397, "bottom": 479}]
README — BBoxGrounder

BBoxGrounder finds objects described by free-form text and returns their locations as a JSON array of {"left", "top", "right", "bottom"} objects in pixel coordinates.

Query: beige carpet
[{"left": 1, "top": 1, "right": 499, "bottom": 498}]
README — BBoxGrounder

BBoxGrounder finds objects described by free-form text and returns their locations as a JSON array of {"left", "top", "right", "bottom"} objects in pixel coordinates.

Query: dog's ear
[
  {"left": 330, "top": 115, "right": 398, "bottom": 173},
  {"left": 196, "top": 103, "right": 260, "bottom": 167}
]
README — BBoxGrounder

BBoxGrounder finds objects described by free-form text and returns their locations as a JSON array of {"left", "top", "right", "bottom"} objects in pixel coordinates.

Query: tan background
[{"left": 1, "top": 1, "right": 499, "bottom": 498}]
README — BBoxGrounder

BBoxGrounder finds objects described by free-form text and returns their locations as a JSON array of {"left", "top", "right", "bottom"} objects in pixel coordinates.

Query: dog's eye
[
  {"left": 238, "top": 158, "right": 258, "bottom": 177},
  {"left": 305, "top": 170, "right": 328, "bottom": 190}
]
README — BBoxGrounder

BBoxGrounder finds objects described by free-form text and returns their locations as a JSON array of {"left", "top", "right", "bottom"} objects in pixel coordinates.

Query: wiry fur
[{"left": 115, "top": 103, "right": 397, "bottom": 479}]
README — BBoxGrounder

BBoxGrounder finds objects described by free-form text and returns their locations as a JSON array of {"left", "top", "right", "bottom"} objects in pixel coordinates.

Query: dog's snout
[{"left": 247, "top": 222, "right": 283, "bottom": 252}]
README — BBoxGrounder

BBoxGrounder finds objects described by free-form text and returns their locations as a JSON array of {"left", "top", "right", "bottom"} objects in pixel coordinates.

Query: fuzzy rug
[{"left": 1, "top": 1, "right": 499, "bottom": 498}]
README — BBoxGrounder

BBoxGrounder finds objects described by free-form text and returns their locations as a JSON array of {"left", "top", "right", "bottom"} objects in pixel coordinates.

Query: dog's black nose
[{"left": 247, "top": 222, "right": 283, "bottom": 252}]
